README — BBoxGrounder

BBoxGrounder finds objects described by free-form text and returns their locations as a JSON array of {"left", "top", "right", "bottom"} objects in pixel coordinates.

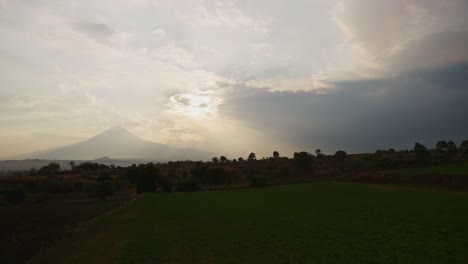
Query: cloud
[
  {"left": 333, "top": 0, "right": 468, "bottom": 76},
  {"left": 246, "top": 72, "right": 334, "bottom": 92},
  {"left": 176, "top": 1, "right": 272, "bottom": 35},
  {"left": 75, "top": 21, "right": 115, "bottom": 41},
  {"left": 150, "top": 44, "right": 197, "bottom": 69},
  {"left": 151, "top": 28, "right": 166, "bottom": 38},
  {"left": 220, "top": 63, "right": 468, "bottom": 153},
  {"left": 389, "top": 30, "right": 468, "bottom": 72},
  {"left": 0, "top": 0, "right": 8, "bottom": 11}
]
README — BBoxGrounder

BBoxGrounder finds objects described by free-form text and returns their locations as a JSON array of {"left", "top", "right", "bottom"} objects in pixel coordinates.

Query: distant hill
[
  {"left": 0, "top": 158, "right": 152, "bottom": 172},
  {"left": 6, "top": 127, "right": 211, "bottom": 161}
]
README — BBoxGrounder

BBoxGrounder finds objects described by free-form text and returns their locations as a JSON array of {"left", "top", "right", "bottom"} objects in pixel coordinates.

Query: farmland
[
  {"left": 32, "top": 182, "right": 468, "bottom": 263},
  {"left": 385, "top": 163, "right": 468, "bottom": 175},
  {"left": 0, "top": 190, "right": 135, "bottom": 264}
]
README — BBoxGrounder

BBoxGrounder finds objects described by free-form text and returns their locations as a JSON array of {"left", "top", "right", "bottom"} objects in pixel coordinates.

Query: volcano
[{"left": 13, "top": 127, "right": 210, "bottom": 161}]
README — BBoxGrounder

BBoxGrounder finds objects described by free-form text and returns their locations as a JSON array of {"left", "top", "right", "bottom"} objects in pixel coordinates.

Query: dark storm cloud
[{"left": 220, "top": 63, "right": 468, "bottom": 154}]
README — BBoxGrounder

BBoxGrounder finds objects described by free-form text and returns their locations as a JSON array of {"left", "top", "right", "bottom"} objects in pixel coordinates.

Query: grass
[
  {"left": 32, "top": 183, "right": 468, "bottom": 263},
  {"left": 385, "top": 163, "right": 468, "bottom": 175}
]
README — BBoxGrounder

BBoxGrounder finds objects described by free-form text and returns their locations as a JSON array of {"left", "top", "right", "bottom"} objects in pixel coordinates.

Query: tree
[
  {"left": 212, "top": 157, "right": 219, "bottom": 163},
  {"left": 414, "top": 143, "right": 430, "bottom": 160},
  {"left": 334, "top": 150, "right": 347, "bottom": 173},
  {"left": 334, "top": 150, "right": 347, "bottom": 160},
  {"left": 273, "top": 151, "right": 280, "bottom": 159},
  {"left": 75, "top": 162, "right": 101, "bottom": 171},
  {"left": 68, "top": 161, "right": 76, "bottom": 171},
  {"left": 176, "top": 177, "right": 200, "bottom": 192},
  {"left": 238, "top": 157, "right": 245, "bottom": 162},
  {"left": 293, "top": 151, "right": 315, "bottom": 170},
  {"left": 29, "top": 168, "right": 37, "bottom": 176},
  {"left": 191, "top": 164, "right": 208, "bottom": 182},
  {"left": 447, "top": 141, "right": 457, "bottom": 153},
  {"left": 436, "top": 141, "right": 448, "bottom": 153},
  {"left": 251, "top": 175, "right": 268, "bottom": 187},
  {"left": 205, "top": 167, "right": 225, "bottom": 185},
  {"left": 220, "top": 156, "right": 227, "bottom": 162},
  {"left": 248, "top": 152, "right": 256, "bottom": 161},
  {"left": 460, "top": 140, "right": 468, "bottom": 155},
  {"left": 315, "top": 149, "right": 323, "bottom": 158},
  {"left": 158, "top": 175, "right": 174, "bottom": 192},
  {"left": 38, "top": 162, "right": 61, "bottom": 176},
  {"left": 132, "top": 163, "right": 161, "bottom": 193}
]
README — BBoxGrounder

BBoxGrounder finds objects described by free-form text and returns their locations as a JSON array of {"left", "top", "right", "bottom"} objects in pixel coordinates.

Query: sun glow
[{"left": 168, "top": 92, "right": 222, "bottom": 118}]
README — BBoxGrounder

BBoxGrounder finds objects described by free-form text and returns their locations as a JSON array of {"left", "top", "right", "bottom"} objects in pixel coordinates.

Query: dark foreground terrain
[
  {"left": 31, "top": 182, "right": 468, "bottom": 263},
  {"left": 0, "top": 190, "right": 134, "bottom": 264}
]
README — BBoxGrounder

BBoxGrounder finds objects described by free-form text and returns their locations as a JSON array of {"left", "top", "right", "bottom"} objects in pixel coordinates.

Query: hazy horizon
[{"left": 1, "top": 0, "right": 468, "bottom": 159}]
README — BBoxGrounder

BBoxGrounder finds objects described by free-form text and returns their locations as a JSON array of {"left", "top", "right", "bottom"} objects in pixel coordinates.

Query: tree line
[{"left": 3, "top": 138, "right": 467, "bottom": 204}]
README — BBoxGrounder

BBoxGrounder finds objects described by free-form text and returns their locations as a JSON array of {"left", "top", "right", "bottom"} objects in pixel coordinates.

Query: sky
[{"left": 1, "top": 0, "right": 468, "bottom": 159}]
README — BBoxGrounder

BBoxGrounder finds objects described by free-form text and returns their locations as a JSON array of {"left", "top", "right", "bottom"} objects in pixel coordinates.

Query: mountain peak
[
  {"left": 86, "top": 126, "right": 142, "bottom": 144},
  {"left": 94, "top": 126, "right": 135, "bottom": 137},
  {"left": 102, "top": 126, "right": 130, "bottom": 134}
]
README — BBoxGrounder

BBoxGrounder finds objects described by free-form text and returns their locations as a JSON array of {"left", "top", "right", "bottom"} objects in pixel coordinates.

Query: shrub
[
  {"left": 205, "top": 167, "right": 225, "bottom": 185},
  {"left": 128, "top": 163, "right": 161, "bottom": 193},
  {"left": 176, "top": 177, "right": 200, "bottom": 192},
  {"left": 97, "top": 173, "right": 112, "bottom": 181},
  {"left": 414, "top": 143, "right": 430, "bottom": 161},
  {"left": 38, "top": 162, "right": 61, "bottom": 176},
  {"left": 23, "top": 181, "right": 38, "bottom": 192},
  {"left": 191, "top": 165, "right": 208, "bottom": 182},
  {"left": 225, "top": 169, "right": 243, "bottom": 185},
  {"left": 158, "top": 175, "right": 174, "bottom": 192},
  {"left": 136, "top": 173, "right": 158, "bottom": 193},
  {"left": 96, "top": 181, "right": 114, "bottom": 200},
  {"left": 44, "top": 180, "right": 75, "bottom": 193},
  {"left": 114, "top": 175, "right": 132, "bottom": 190},
  {"left": 251, "top": 175, "right": 268, "bottom": 188},
  {"left": 3, "top": 188, "right": 25, "bottom": 204}
]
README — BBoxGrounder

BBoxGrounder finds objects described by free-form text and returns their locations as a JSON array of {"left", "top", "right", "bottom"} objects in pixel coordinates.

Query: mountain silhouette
[{"left": 13, "top": 127, "right": 210, "bottom": 161}]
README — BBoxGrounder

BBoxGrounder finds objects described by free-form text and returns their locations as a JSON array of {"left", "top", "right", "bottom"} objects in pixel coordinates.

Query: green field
[
  {"left": 33, "top": 183, "right": 468, "bottom": 263},
  {"left": 386, "top": 163, "right": 468, "bottom": 175}
]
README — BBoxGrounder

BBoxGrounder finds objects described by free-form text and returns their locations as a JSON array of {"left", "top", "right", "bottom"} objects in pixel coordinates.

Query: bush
[
  {"left": 251, "top": 175, "right": 268, "bottom": 188},
  {"left": 136, "top": 173, "right": 158, "bottom": 193},
  {"left": 97, "top": 173, "right": 112, "bottom": 181},
  {"left": 205, "top": 167, "right": 225, "bottom": 185},
  {"left": 38, "top": 162, "right": 61, "bottom": 176},
  {"left": 128, "top": 163, "right": 161, "bottom": 193},
  {"left": 176, "top": 177, "right": 200, "bottom": 192},
  {"left": 96, "top": 181, "right": 115, "bottom": 200},
  {"left": 114, "top": 175, "right": 132, "bottom": 190},
  {"left": 191, "top": 165, "right": 208, "bottom": 181},
  {"left": 3, "top": 188, "right": 25, "bottom": 204},
  {"left": 158, "top": 175, "right": 174, "bottom": 192},
  {"left": 44, "top": 180, "right": 75, "bottom": 193},
  {"left": 23, "top": 181, "right": 38, "bottom": 192},
  {"left": 225, "top": 169, "right": 243, "bottom": 185}
]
